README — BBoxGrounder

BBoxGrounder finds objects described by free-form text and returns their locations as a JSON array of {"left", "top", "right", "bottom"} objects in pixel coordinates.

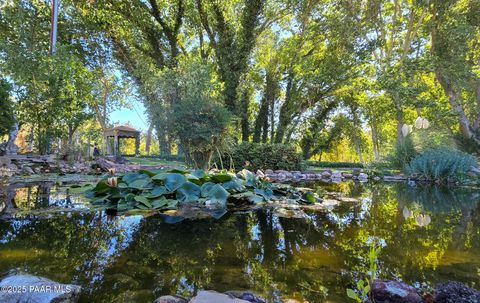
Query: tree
[
  {"left": 196, "top": 0, "right": 265, "bottom": 141},
  {"left": 0, "top": 78, "right": 14, "bottom": 137},
  {"left": 0, "top": 1, "right": 96, "bottom": 154},
  {"left": 431, "top": 0, "right": 480, "bottom": 148},
  {"left": 170, "top": 59, "right": 233, "bottom": 169}
]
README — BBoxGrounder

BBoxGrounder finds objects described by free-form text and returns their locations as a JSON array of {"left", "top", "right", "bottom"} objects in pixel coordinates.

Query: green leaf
[
  {"left": 122, "top": 172, "right": 149, "bottom": 185},
  {"left": 151, "top": 198, "right": 170, "bottom": 209},
  {"left": 191, "top": 169, "right": 207, "bottom": 179},
  {"left": 176, "top": 181, "right": 201, "bottom": 203},
  {"left": 168, "top": 169, "right": 188, "bottom": 174},
  {"left": 165, "top": 173, "right": 187, "bottom": 192},
  {"left": 129, "top": 179, "right": 153, "bottom": 190},
  {"left": 138, "top": 169, "right": 163, "bottom": 177},
  {"left": 346, "top": 289, "right": 359, "bottom": 301},
  {"left": 200, "top": 182, "right": 216, "bottom": 197},
  {"left": 222, "top": 179, "right": 245, "bottom": 192},
  {"left": 68, "top": 184, "right": 93, "bottom": 194},
  {"left": 206, "top": 184, "right": 230, "bottom": 206},
  {"left": 134, "top": 196, "right": 152, "bottom": 208},
  {"left": 254, "top": 188, "right": 273, "bottom": 200},
  {"left": 302, "top": 191, "right": 316, "bottom": 204},
  {"left": 147, "top": 186, "right": 167, "bottom": 198},
  {"left": 152, "top": 173, "right": 169, "bottom": 181},
  {"left": 94, "top": 180, "right": 111, "bottom": 195},
  {"left": 209, "top": 173, "right": 233, "bottom": 183}
]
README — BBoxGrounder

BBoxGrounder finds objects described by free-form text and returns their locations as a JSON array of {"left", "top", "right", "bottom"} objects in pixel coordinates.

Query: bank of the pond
[
  {"left": 265, "top": 167, "right": 480, "bottom": 186},
  {"left": 2, "top": 155, "right": 480, "bottom": 187}
]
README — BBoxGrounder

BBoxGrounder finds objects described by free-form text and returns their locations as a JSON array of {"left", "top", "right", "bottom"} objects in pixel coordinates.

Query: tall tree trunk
[
  {"left": 435, "top": 69, "right": 474, "bottom": 140},
  {"left": 240, "top": 90, "right": 250, "bottom": 141},
  {"left": 253, "top": 97, "right": 268, "bottom": 143},
  {"left": 371, "top": 122, "right": 380, "bottom": 161},
  {"left": 275, "top": 72, "right": 295, "bottom": 143},
  {"left": 394, "top": 100, "right": 404, "bottom": 142},
  {"left": 157, "top": 125, "right": 171, "bottom": 156},
  {"left": 145, "top": 124, "right": 153, "bottom": 155}
]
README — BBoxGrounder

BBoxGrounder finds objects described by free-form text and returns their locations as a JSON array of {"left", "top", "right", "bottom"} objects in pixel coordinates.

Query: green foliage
[
  {"left": 172, "top": 97, "right": 234, "bottom": 169},
  {"left": 81, "top": 168, "right": 320, "bottom": 212},
  {"left": 0, "top": 79, "right": 14, "bottom": 136},
  {"left": 406, "top": 148, "right": 477, "bottom": 181},
  {"left": 220, "top": 142, "right": 303, "bottom": 171},
  {"left": 346, "top": 243, "right": 381, "bottom": 303},
  {"left": 306, "top": 161, "right": 364, "bottom": 169},
  {"left": 389, "top": 136, "right": 418, "bottom": 171}
]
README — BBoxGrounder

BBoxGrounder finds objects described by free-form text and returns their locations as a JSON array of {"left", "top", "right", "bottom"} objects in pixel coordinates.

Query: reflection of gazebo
[{"left": 104, "top": 125, "right": 140, "bottom": 156}]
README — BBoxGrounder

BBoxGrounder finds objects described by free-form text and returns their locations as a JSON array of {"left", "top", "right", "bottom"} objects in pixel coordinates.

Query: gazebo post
[{"left": 114, "top": 134, "right": 119, "bottom": 156}]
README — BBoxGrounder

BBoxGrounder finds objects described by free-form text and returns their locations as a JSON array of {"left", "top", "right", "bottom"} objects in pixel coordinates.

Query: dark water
[{"left": 1, "top": 181, "right": 480, "bottom": 302}]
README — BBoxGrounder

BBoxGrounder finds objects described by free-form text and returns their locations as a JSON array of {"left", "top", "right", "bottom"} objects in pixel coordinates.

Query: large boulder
[
  {"left": 153, "top": 295, "right": 188, "bottom": 303},
  {"left": 371, "top": 280, "right": 424, "bottom": 303},
  {"left": 189, "top": 290, "right": 250, "bottom": 303},
  {"left": 434, "top": 281, "right": 480, "bottom": 303},
  {"left": 0, "top": 274, "right": 81, "bottom": 303},
  {"left": 224, "top": 291, "right": 266, "bottom": 303}
]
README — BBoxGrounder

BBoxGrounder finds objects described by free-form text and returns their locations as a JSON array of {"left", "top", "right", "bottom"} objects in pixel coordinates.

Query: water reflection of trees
[{"left": 0, "top": 183, "right": 479, "bottom": 303}]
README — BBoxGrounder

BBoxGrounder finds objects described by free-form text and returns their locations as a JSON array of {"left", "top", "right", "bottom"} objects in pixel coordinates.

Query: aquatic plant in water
[
  {"left": 71, "top": 168, "right": 320, "bottom": 212},
  {"left": 346, "top": 242, "right": 382, "bottom": 302}
]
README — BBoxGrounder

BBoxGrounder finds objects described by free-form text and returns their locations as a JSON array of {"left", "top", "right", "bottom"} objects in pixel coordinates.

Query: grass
[{"left": 126, "top": 157, "right": 187, "bottom": 169}]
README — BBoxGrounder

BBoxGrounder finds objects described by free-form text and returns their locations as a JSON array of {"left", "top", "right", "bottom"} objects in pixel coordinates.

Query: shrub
[
  {"left": 406, "top": 148, "right": 477, "bottom": 181},
  {"left": 172, "top": 98, "right": 233, "bottom": 169},
  {"left": 218, "top": 142, "right": 303, "bottom": 171},
  {"left": 389, "top": 136, "right": 418, "bottom": 170},
  {"left": 306, "top": 161, "right": 364, "bottom": 168}
]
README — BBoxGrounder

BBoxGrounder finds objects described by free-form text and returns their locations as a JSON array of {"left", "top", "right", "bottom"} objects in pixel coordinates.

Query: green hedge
[
  {"left": 306, "top": 160, "right": 365, "bottom": 168},
  {"left": 217, "top": 142, "right": 303, "bottom": 171}
]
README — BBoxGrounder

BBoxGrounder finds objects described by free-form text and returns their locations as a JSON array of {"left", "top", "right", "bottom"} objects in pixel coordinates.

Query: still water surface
[{"left": 0, "top": 181, "right": 479, "bottom": 302}]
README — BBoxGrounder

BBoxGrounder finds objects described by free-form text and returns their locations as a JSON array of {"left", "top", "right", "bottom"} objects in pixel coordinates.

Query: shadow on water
[{"left": 0, "top": 180, "right": 479, "bottom": 302}]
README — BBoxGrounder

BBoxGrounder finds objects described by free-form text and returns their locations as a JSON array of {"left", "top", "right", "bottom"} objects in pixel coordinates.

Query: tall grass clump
[
  {"left": 389, "top": 136, "right": 418, "bottom": 170},
  {"left": 406, "top": 148, "right": 477, "bottom": 181}
]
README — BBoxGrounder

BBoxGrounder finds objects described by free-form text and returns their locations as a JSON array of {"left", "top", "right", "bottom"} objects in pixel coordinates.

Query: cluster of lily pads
[{"left": 70, "top": 168, "right": 319, "bottom": 212}]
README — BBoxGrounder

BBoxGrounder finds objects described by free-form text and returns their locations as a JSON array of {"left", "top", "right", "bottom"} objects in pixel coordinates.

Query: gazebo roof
[{"left": 104, "top": 125, "right": 140, "bottom": 138}]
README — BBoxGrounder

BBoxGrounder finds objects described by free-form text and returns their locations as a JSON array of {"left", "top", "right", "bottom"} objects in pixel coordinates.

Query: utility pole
[{"left": 49, "top": 0, "right": 59, "bottom": 54}]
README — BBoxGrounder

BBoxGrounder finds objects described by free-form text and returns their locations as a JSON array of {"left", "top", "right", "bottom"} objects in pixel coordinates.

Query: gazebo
[{"left": 104, "top": 125, "right": 140, "bottom": 156}]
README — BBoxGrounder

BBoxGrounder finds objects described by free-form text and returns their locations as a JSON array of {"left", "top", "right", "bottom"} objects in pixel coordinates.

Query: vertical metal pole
[{"left": 49, "top": 0, "right": 59, "bottom": 55}]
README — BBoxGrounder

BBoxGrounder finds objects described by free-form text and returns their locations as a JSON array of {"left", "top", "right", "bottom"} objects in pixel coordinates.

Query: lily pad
[
  {"left": 176, "top": 181, "right": 201, "bottom": 203},
  {"left": 206, "top": 184, "right": 230, "bottom": 206},
  {"left": 200, "top": 182, "right": 216, "bottom": 197},
  {"left": 165, "top": 173, "right": 187, "bottom": 192},
  {"left": 147, "top": 186, "right": 167, "bottom": 198}
]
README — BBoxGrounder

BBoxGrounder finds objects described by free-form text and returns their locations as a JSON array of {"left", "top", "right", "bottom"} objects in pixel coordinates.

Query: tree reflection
[{"left": 0, "top": 183, "right": 479, "bottom": 302}]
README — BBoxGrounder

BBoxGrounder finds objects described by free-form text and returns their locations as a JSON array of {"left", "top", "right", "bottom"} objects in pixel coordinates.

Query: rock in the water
[
  {"left": 371, "top": 280, "right": 423, "bottom": 303},
  {"left": 384, "top": 175, "right": 407, "bottom": 182},
  {"left": 0, "top": 274, "right": 81, "bottom": 303},
  {"left": 434, "top": 281, "right": 480, "bottom": 303},
  {"left": 331, "top": 171, "right": 343, "bottom": 179},
  {"left": 321, "top": 171, "right": 332, "bottom": 178},
  {"left": 153, "top": 295, "right": 188, "bottom": 303},
  {"left": 468, "top": 166, "right": 480, "bottom": 175},
  {"left": 224, "top": 291, "right": 266, "bottom": 303},
  {"left": 358, "top": 173, "right": 368, "bottom": 180},
  {"left": 190, "top": 290, "right": 250, "bottom": 303},
  {"left": 22, "top": 166, "right": 34, "bottom": 175}
]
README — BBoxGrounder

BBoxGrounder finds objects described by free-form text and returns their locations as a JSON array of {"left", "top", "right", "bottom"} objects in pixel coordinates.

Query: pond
[{"left": 0, "top": 180, "right": 479, "bottom": 303}]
